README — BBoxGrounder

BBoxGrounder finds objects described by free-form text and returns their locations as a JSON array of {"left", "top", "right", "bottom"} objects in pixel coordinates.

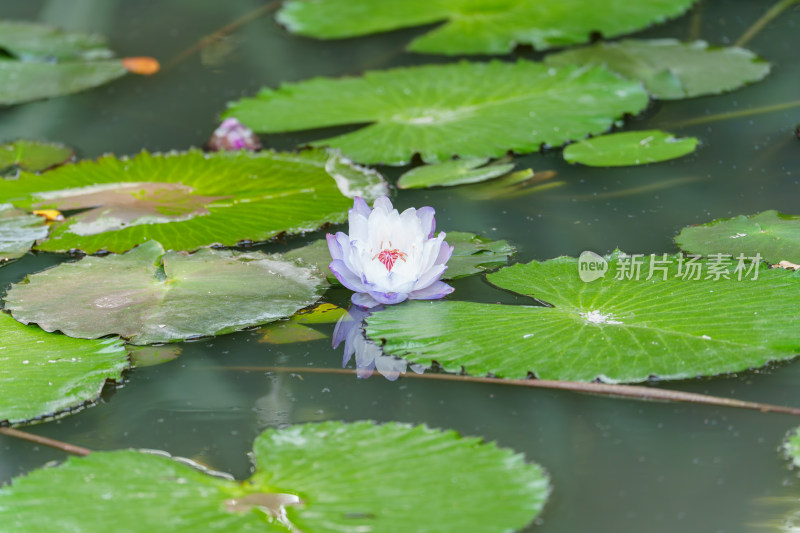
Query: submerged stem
[
  {"left": 224, "top": 365, "right": 800, "bottom": 416},
  {"left": 0, "top": 427, "right": 91, "bottom": 456},
  {"left": 736, "top": 0, "right": 800, "bottom": 47},
  {"left": 657, "top": 99, "right": 800, "bottom": 128}
]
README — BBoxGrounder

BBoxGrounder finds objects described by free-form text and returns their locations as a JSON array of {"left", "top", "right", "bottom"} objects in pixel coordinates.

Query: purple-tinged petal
[
  {"left": 326, "top": 233, "right": 344, "bottom": 261},
  {"left": 350, "top": 196, "right": 371, "bottom": 218},
  {"left": 332, "top": 311, "right": 355, "bottom": 349},
  {"left": 416, "top": 206, "right": 435, "bottom": 238},
  {"left": 412, "top": 264, "right": 447, "bottom": 292},
  {"left": 409, "top": 280, "right": 454, "bottom": 301},
  {"left": 435, "top": 241, "right": 454, "bottom": 266},
  {"left": 352, "top": 292, "right": 381, "bottom": 308},
  {"left": 372, "top": 196, "right": 394, "bottom": 214},
  {"left": 369, "top": 291, "right": 409, "bottom": 306},
  {"left": 330, "top": 260, "right": 367, "bottom": 293}
]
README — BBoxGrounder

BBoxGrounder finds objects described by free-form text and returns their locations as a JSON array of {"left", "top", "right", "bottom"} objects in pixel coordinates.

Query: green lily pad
[
  {"left": 127, "top": 345, "right": 182, "bottom": 368},
  {"left": 545, "top": 39, "right": 771, "bottom": 99},
  {"left": 365, "top": 251, "right": 800, "bottom": 383},
  {"left": 225, "top": 61, "right": 649, "bottom": 165},
  {"left": 445, "top": 231, "right": 515, "bottom": 278},
  {"left": 0, "top": 421, "right": 549, "bottom": 532},
  {"left": 0, "top": 312, "right": 128, "bottom": 425},
  {"left": 4, "top": 241, "right": 327, "bottom": 345},
  {"left": 563, "top": 130, "right": 699, "bottom": 167},
  {"left": 0, "top": 148, "right": 387, "bottom": 254},
  {"left": 0, "top": 140, "right": 74, "bottom": 173},
  {"left": 0, "top": 203, "right": 48, "bottom": 265},
  {"left": 0, "top": 21, "right": 134, "bottom": 105},
  {"left": 397, "top": 157, "right": 515, "bottom": 189},
  {"left": 277, "top": 0, "right": 695, "bottom": 55},
  {"left": 675, "top": 210, "right": 800, "bottom": 264}
]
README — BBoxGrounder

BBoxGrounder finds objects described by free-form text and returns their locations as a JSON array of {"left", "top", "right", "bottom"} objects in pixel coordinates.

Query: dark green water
[{"left": 1, "top": 1, "right": 800, "bottom": 531}]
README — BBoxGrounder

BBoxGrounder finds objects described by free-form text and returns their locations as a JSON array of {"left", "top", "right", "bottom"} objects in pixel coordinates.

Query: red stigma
[{"left": 375, "top": 248, "right": 407, "bottom": 271}]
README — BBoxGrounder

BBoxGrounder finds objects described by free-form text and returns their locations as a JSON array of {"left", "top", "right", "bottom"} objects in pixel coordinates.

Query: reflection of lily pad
[
  {"left": 0, "top": 203, "right": 48, "bottom": 265},
  {"left": 546, "top": 39, "right": 770, "bottom": 100},
  {"left": 0, "top": 140, "right": 74, "bottom": 173},
  {"left": 563, "top": 130, "right": 699, "bottom": 167},
  {"left": 366, "top": 251, "right": 800, "bottom": 383},
  {"left": 397, "top": 157, "right": 515, "bottom": 189},
  {"left": 225, "top": 61, "right": 649, "bottom": 165},
  {"left": 0, "top": 149, "right": 387, "bottom": 253},
  {"left": 0, "top": 21, "right": 132, "bottom": 105},
  {"left": 277, "top": 0, "right": 696, "bottom": 55},
  {"left": 675, "top": 210, "right": 800, "bottom": 264},
  {"left": 0, "top": 313, "right": 128, "bottom": 425},
  {"left": 259, "top": 303, "right": 346, "bottom": 344},
  {"left": 0, "top": 421, "right": 549, "bottom": 532},
  {"left": 5, "top": 241, "right": 327, "bottom": 345}
]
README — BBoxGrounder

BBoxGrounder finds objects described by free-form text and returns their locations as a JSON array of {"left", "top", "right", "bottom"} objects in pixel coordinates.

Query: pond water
[{"left": 1, "top": 0, "right": 800, "bottom": 531}]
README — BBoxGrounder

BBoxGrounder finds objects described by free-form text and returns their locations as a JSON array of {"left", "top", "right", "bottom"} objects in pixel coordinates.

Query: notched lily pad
[
  {"left": 0, "top": 421, "right": 550, "bottom": 532},
  {"left": 397, "top": 157, "right": 515, "bottom": 189},
  {"left": 225, "top": 61, "right": 649, "bottom": 165},
  {"left": 0, "top": 312, "right": 128, "bottom": 425},
  {"left": 0, "top": 140, "right": 74, "bottom": 174},
  {"left": 0, "top": 203, "right": 48, "bottom": 265},
  {"left": 546, "top": 39, "right": 770, "bottom": 100},
  {"left": 277, "top": 0, "right": 696, "bottom": 55},
  {"left": 366, "top": 251, "right": 800, "bottom": 383},
  {"left": 675, "top": 210, "right": 800, "bottom": 265},
  {"left": 0, "top": 148, "right": 387, "bottom": 253},
  {"left": 563, "top": 130, "right": 699, "bottom": 167},
  {"left": 4, "top": 240, "right": 327, "bottom": 345}
]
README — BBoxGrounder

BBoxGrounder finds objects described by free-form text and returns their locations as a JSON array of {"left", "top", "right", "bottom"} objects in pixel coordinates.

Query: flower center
[{"left": 374, "top": 248, "right": 407, "bottom": 271}]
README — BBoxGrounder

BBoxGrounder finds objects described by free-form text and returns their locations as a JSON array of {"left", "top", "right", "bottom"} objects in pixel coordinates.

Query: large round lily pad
[
  {"left": 675, "top": 210, "right": 800, "bottom": 264},
  {"left": 0, "top": 312, "right": 128, "bottom": 425},
  {"left": 277, "top": 0, "right": 696, "bottom": 55},
  {"left": 545, "top": 39, "right": 770, "bottom": 100},
  {"left": 365, "top": 251, "right": 800, "bottom": 382},
  {"left": 0, "top": 421, "right": 550, "bottom": 532},
  {"left": 0, "top": 148, "right": 387, "bottom": 253},
  {"left": 225, "top": 61, "right": 649, "bottom": 165},
  {"left": 4, "top": 241, "right": 327, "bottom": 345}
]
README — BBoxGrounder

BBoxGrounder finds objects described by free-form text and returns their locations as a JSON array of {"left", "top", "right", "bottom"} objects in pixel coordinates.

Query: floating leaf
[
  {"left": 258, "top": 303, "right": 347, "bottom": 344},
  {"left": 0, "top": 421, "right": 549, "bottom": 532},
  {"left": 127, "top": 345, "right": 182, "bottom": 368},
  {"left": 277, "top": 0, "right": 696, "bottom": 55},
  {"left": 397, "top": 157, "right": 514, "bottom": 189},
  {"left": 545, "top": 39, "right": 770, "bottom": 99},
  {"left": 0, "top": 21, "right": 114, "bottom": 61},
  {"left": 675, "top": 210, "right": 800, "bottom": 264},
  {"left": 0, "top": 149, "right": 387, "bottom": 254},
  {"left": 0, "top": 313, "right": 128, "bottom": 425},
  {"left": 563, "top": 130, "right": 699, "bottom": 167},
  {"left": 225, "top": 61, "right": 649, "bottom": 165},
  {"left": 445, "top": 231, "right": 515, "bottom": 278},
  {"left": 0, "top": 140, "right": 74, "bottom": 173},
  {"left": 5, "top": 241, "right": 327, "bottom": 345},
  {"left": 0, "top": 203, "right": 48, "bottom": 265},
  {"left": 366, "top": 251, "right": 800, "bottom": 383}
]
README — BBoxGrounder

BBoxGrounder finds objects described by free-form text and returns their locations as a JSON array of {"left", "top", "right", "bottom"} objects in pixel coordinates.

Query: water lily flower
[
  {"left": 206, "top": 117, "right": 262, "bottom": 151},
  {"left": 327, "top": 196, "right": 454, "bottom": 308}
]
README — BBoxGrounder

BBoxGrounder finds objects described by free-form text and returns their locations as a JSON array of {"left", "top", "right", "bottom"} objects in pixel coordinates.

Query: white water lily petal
[{"left": 327, "top": 196, "right": 454, "bottom": 307}]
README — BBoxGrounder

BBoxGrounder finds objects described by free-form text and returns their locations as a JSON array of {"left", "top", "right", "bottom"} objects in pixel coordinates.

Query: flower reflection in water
[{"left": 332, "top": 305, "right": 425, "bottom": 381}]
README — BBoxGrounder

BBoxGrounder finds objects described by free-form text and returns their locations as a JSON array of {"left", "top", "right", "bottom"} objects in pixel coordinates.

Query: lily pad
[
  {"left": 0, "top": 203, "right": 48, "bottom": 265},
  {"left": 397, "top": 157, "right": 515, "bottom": 189},
  {"left": 563, "top": 130, "right": 699, "bottom": 167},
  {"left": 4, "top": 241, "right": 327, "bottom": 345},
  {"left": 0, "top": 312, "right": 128, "bottom": 425},
  {"left": 365, "top": 251, "right": 800, "bottom": 383},
  {"left": 277, "top": 0, "right": 696, "bottom": 55},
  {"left": 545, "top": 39, "right": 770, "bottom": 99},
  {"left": 675, "top": 210, "right": 800, "bottom": 264},
  {"left": 225, "top": 61, "right": 649, "bottom": 165},
  {"left": 0, "top": 421, "right": 550, "bottom": 532},
  {"left": 0, "top": 140, "right": 74, "bottom": 173},
  {"left": 0, "top": 148, "right": 387, "bottom": 254},
  {"left": 0, "top": 21, "right": 135, "bottom": 105}
]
